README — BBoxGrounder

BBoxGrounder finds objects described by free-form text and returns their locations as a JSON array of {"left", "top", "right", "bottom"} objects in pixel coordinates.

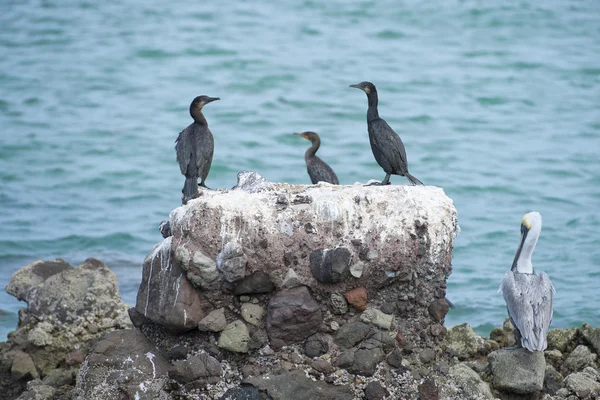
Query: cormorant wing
[
  {"left": 175, "top": 128, "right": 192, "bottom": 175},
  {"left": 371, "top": 119, "right": 408, "bottom": 173},
  {"left": 499, "top": 271, "right": 555, "bottom": 351}
]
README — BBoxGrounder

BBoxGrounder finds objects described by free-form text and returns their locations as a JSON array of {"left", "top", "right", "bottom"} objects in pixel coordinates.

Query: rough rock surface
[
  {"left": 244, "top": 370, "right": 354, "bottom": 400},
  {"left": 489, "top": 348, "right": 545, "bottom": 394},
  {"left": 445, "top": 323, "right": 487, "bottom": 360},
  {"left": 447, "top": 363, "right": 494, "bottom": 399}
]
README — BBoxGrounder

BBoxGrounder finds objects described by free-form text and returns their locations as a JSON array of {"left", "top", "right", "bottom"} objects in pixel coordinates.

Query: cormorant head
[
  {"left": 511, "top": 211, "right": 543, "bottom": 272},
  {"left": 190, "top": 95, "right": 220, "bottom": 111},
  {"left": 293, "top": 131, "right": 320, "bottom": 143},
  {"left": 349, "top": 81, "right": 376, "bottom": 95}
]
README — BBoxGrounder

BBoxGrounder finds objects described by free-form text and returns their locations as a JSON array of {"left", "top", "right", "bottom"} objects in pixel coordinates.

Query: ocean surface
[{"left": 1, "top": 1, "right": 599, "bottom": 340}]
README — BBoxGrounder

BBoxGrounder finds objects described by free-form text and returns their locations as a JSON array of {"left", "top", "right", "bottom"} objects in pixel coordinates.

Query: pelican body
[
  {"left": 499, "top": 212, "right": 555, "bottom": 352},
  {"left": 175, "top": 95, "right": 219, "bottom": 204},
  {"left": 293, "top": 131, "right": 339, "bottom": 185}
]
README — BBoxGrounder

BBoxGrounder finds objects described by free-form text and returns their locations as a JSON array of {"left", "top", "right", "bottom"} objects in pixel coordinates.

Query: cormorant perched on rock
[
  {"left": 293, "top": 131, "right": 339, "bottom": 185},
  {"left": 349, "top": 81, "right": 423, "bottom": 186},
  {"left": 499, "top": 212, "right": 555, "bottom": 352},
  {"left": 175, "top": 95, "right": 219, "bottom": 204}
]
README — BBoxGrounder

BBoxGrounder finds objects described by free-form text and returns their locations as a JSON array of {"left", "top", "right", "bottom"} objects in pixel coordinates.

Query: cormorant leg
[
  {"left": 199, "top": 182, "right": 211, "bottom": 190},
  {"left": 381, "top": 173, "right": 392, "bottom": 185}
]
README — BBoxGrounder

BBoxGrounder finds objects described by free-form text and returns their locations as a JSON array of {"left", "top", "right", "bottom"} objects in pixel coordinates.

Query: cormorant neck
[
  {"left": 366, "top": 90, "right": 379, "bottom": 121},
  {"left": 191, "top": 107, "right": 207, "bottom": 125},
  {"left": 305, "top": 138, "right": 320, "bottom": 159}
]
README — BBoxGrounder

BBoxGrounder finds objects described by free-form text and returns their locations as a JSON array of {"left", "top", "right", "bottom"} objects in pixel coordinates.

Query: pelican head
[{"left": 511, "top": 211, "right": 542, "bottom": 273}]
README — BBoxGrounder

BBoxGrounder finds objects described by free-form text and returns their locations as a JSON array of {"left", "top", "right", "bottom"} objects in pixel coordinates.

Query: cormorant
[
  {"left": 293, "top": 131, "right": 339, "bottom": 185},
  {"left": 499, "top": 212, "right": 555, "bottom": 352},
  {"left": 349, "top": 81, "right": 423, "bottom": 185},
  {"left": 175, "top": 95, "right": 219, "bottom": 204}
]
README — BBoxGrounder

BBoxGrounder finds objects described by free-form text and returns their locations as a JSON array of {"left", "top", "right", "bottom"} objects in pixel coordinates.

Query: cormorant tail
[
  {"left": 406, "top": 173, "right": 423, "bottom": 186},
  {"left": 182, "top": 176, "right": 198, "bottom": 204}
]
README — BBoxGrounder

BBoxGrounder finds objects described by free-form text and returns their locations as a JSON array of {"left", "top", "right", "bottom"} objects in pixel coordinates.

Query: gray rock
[
  {"left": 244, "top": 370, "right": 354, "bottom": 400},
  {"left": 446, "top": 323, "right": 486, "bottom": 360},
  {"left": 249, "top": 329, "right": 269, "bottom": 350},
  {"left": 72, "top": 329, "right": 170, "bottom": 400},
  {"left": 169, "top": 353, "right": 221, "bottom": 389},
  {"left": 187, "top": 250, "right": 220, "bottom": 289},
  {"left": 311, "top": 359, "right": 333, "bottom": 374},
  {"left": 418, "top": 378, "right": 439, "bottom": 400},
  {"left": 349, "top": 261, "right": 364, "bottom": 278},
  {"left": 11, "top": 350, "right": 39, "bottom": 381},
  {"left": 304, "top": 335, "right": 329, "bottom": 358},
  {"left": 198, "top": 307, "right": 227, "bottom": 332},
  {"left": 544, "top": 364, "right": 564, "bottom": 395},
  {"left": 428, "top": 299, "right": 450, "bottom": 322},
  {"left": 159, "top": 220, "right": 171, "bottom": 238},
  {"left": 489, "top": 348, "right": 545, "bottom": 394},
  {"left": 419, "top": 348, "right": 436, "bottom": 364},
  {"left": 448, "top": 363, "right": 494, "bottom": 399},
  {"left": 136, "top": 237, "right": 206, "bottom": 331},
  {"left": 547, "top": 328, "right": 578, "bottom": 353},
  {"left": 386, "top": 348, "right": 403, "bottom": 368},
  {"left": 241, "top": 303, "right": 265, "bottom": 326},
  {"left": 234, "top": 271, "right": 275, "bottom": 295},
  {"left": 564, "top": 345, "right": 596, "bottom": 373},
  {"left": 360, "top": 308, "right": 393, "bottom": 330},
  {"left": 41, "top": 368, "right": 74, "bottom": 387},
  {"left": 15, "top": 382, "right": 56, "bottom": 400},
  {"left": 350, "top": 348, "right": 384, "bottom": 376},
  {"left": 267, "top": 286, "right": 322, "bottom": 349},
  {"left": 280, "top": 268, "right": 300, "bottom": 289},
  {"left": 168, "top": 345, "right": 189, "bottom": 360},
  {"left": 7, "top": 258, "right": 121, "bottom": 323},
  {"left": 217, "top": 241, "right": 248, "bottom": 282},
  {"left": 309, "top": 247, "right": 351, "bottom": 284},
  {"left": 564, "top": 371, "right": 600, "bottom": 399},
  {"left": 364, "top": 381, "right": 388, "bottom": 400},
  {"left": 329, "top": 293, "right": 348, "bottom": 315},
  {"left": 232, "top": 171, "right": 274, "bottom": 193},
  {"left": 581, "top": 324, "right": 600, "bottom": 355},
  {"left": 220, "top": 384, "right": 263, "bottom": 400},
  {"left": 334, "top": 321, "right": 371, "bottom": 350},
  {"left": 218, "top": 320, "right": 250, "bottom": 353}
]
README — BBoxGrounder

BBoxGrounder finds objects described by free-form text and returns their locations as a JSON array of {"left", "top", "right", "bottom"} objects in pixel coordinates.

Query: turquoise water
[{"left": 1, "top": 1, "right": 599, "bottom": 339}]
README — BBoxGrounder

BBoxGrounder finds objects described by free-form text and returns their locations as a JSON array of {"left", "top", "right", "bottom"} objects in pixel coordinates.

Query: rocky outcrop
[
  {"left": 489, "top": 348, "right": 545, "bottom": 394},
  {"left": 1, "top": 258, "right": 131, "bottom": 400}
]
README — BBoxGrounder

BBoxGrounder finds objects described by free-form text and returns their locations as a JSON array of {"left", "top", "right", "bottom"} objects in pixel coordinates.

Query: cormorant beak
[
  {"left": 511, "top": 224, "right": 529, "bottom": 271},
  {"left": 204, "top": 97, "right": 220, "bottom": 105},
  {"left": 349, "top": 83, "right": 362, "bottom": 90},
  {"left": 293, "top": 132, "right": 307, "bottom": 139}
]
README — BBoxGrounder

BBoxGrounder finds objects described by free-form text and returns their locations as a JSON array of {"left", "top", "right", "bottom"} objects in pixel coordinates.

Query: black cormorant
[
  {"left": 293, "top": 131, "right": 339, "bottom": 185},
  {"left": 349, "top": 81, "right": 423, "bottom": 185},
  {"left": 175, "top": 95, "right": 219, "bottom": 204}
]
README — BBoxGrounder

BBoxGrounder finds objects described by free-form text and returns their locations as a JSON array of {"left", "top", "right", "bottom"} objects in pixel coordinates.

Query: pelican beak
[{"left": 511, "top": 224, "right": 529, "bottom": 271}]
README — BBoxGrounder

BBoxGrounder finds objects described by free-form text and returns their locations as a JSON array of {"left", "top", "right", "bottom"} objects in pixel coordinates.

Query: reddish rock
[
  {"left": 418, "top": 378, "right": 439, "bottom": 400},
  {"left": 344, "top": 288, "right": 367, "bottom": 311},
  {"left": 66, "top": 349, "right": 85, "bottom": 366},
  {"left": 428, "top": 299, "right": 449, "bottom": 322},
  {"left": 395, "top": 331, "right": 406, "bottom": 347}
]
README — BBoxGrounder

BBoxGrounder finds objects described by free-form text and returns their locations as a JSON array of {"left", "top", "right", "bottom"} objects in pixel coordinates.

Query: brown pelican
[{"left": 499, "top": 212, "right": 555, "bottom": 351}]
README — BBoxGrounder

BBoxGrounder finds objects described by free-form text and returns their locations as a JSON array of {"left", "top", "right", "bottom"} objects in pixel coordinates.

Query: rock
[
  {"left": 564, "top": 345, "right": 596, "bottom": 373},
  {"left": 136, "top": 237, "right": 206, "bottom": 331},
  {"left": 349, "top": 261, "right": 364, "bottom": 278},
  {"left": 419, "top": 348, "right": 436, "bottom": 364},
  {"left": 72, "top": 329, "right": 170, "bottom": 399},
  {"left": 489, "top": 348, "right": 545, "bottom": 394},
  {"left": 304, "top": 335, "right": 329, "bottom": 358},
  {"left": 448, "top": 363, "right": 494, "bottom": 399},
  {"left": 16, "top": 381, "right": 56, "bottom": 400},
  {"left": 241, "top": 303, "right": 265, "bottom": 326},
  {"left": 217, "top": 241, "right": 248, "bottom": 282},
  {"left": 186, "top": 250, "right": 220, "bottom": 289},
  {"left": 418, "top": 378, "right": 439, "bottom": 400},
  {"left": 221, "top": 383, "right": 263, "bottom": 400},
  {"left": 360, "top": 308, "right": 393, "bottom": 330},
  {"left": 329, "top": 293, "right": 348, "bottom": 315},
  {"left": 218, "top": 320, "right": 250, "bottom": 353},
  {"left": 244, "top": 370, "right": 354, "bottom": 400},
  {"left": 11, "top": 350, "right": 39, "bottom": 381},
  {"left": 7, "top": 258, "right": 121, "bottom": 323},
  {"left": 169, "top": 353, "right": 222, "bottom": 389},
  {"left": 386, "top": 348, "right": 403, "bottom": 368},
  {"left": 27, "top": 327, "right": 53, "bottom": 347},
  {"left": 198, "top": 307, "right": 227, "bottom": 332},
  {"left": 267, "top": 286, "right": 322, "bottom": 349},
  {"left": 430, "top": 324, "right": 446, "bottom": 337},
  {"left": 344, "top": 287, "right": 367, "bottom": 312},
  {"left": 547, "top": 328, "right": 578, "bottom": 353},
  {"left": 364, "top": 381, "right": 388, "bottom": 400},
  {"left": 280, "top": 268, "right": 300, "bottom": 289},
  {"left": 564, "top": 371, "right": 600, "bottom": 399},
  {"left": 544, "top": 349, "right": 563, "bottom": 369},
  {"left": 334, "top": 321, "right": 371, "bottom": 350},
  {"left": 428, "top": 299, "right": 449, "bottom": 322},
  {"left": 159, "top": 220, "right": 171, "bottom": 238},
  {"left": 350, "top": 348, "right": 384, "bottom": 376},
  {"left": 490, "top": 319, "right": 517, "bottom": 348},
  {"left": 168, "top": 345, "right": 189, "bottom": 361},
  {"left": 309, "top": 247, "right": 351, "bottom": 284},
  {"left": 232, "top": 171, "right": 274, "bottom": 193},
  {"left": 581, "top": 324, "right": 600, "bottom": 355},
  {"left": 311, "top": 359, "right": 333, "bottom": 374},
  {"left": 249, "top": 329, "right": 269, "bottom": 350},
  {"left": 42, "top": 368, "right": 74, "bottom": 387},
  {"left": 445, "top": 323, "right": 486, "bottom": 360},
  {"left": 544, "top": 364, "right": 564, "bottom": 395},
  {"left": 234, "top": 271, "right": 275, "bottom": 295}
]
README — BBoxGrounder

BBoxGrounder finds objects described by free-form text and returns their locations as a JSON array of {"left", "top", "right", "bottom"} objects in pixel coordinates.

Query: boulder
[
  {"left": 547, "top": 328, "right": 578, "bottom": 353},
  {"left": 218, "top": 320, "right": 250, "bottom": 353},
  {"left": 309, "top": 247, "right": 351, "bottom": 284},
  {"left": 581, "top": 324, "right": 600, "bottom": 355},
  {"left": 135, "top": 237, "right": 207, "bottom": 331},
  {"left": 267, "top": 286, "right": 322, "bottom": 349},
  {"left": 198, "top": 307, "right": 227, "bottom": 332},
  {"left": 241, "top": 303, "right": 265, "bottom": 326},
  {"left": 364, "top": 381, "right": 388, "bottom": 400},
  {"left": 169, "top": 353, "right": 222, "bottom": 389},
  {"left": 244, "top": 370, "right": 354, "bottom": 400},
  {"left": 445, "top": 323, "right": 486, "bottom": 360},
  {"left": 447, "top": 363, "right": 494, "bottom": 399},
  {"left": 564, "top": 344, "right": 596, "bottom": 374},
  {"left": 564, "top": 371, "right": 600, "bottom": 399},
  {"left": 489, "top": 348, "right": 545, "bottom": 394},
  {"left": 72, "top": 329, "right": 170, "bottom": 400},
  {"left": 234, "top": 271, "right": 275, "bottom": 295}
]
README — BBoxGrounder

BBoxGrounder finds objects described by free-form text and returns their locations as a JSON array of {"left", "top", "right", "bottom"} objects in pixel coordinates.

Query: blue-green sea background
[{"left": 1, "top": 1, "right": 599, "bottom": 339}]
